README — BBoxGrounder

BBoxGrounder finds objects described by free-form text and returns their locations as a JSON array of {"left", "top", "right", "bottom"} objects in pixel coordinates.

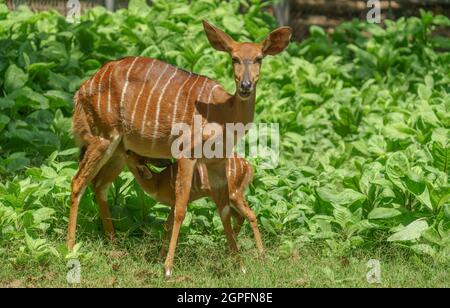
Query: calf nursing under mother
[
  {"left": 125, "top": 151, "right": 264, "bottom": 262},
  {"left": 69, "top": 20, "right": 292, "bottom": 277}
]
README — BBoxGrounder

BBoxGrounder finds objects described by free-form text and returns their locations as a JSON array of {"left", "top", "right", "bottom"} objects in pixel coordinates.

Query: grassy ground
[{"left": 0, "top": 234, "right": 448, "bottom": 288}]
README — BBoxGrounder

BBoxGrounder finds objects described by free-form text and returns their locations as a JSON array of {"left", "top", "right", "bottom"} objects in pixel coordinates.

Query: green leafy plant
[{"left": 0, "top": 1, "right": 449, "bottom": 265}]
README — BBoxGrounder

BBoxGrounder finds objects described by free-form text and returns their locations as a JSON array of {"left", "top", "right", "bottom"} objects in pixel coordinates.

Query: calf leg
[
  {"left": 231, "top": 209, "right": 245, "bottom": 235},
  {"left": 231, "top": 196, "right": 265, "bottom": 260},
  {"left": 91, "top": 152, "right": 125, "bottom": 240},
  {"left": 217, "top": 204, "right": 239, "bottom": 254}
]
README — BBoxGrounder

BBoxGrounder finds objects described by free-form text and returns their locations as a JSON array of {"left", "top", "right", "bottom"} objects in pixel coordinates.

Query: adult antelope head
[{"left": 203, "top": 20, "right": 292, "bottom": 100}]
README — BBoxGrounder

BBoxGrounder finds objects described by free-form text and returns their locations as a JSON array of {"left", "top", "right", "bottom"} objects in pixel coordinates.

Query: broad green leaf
[
  {"left": 57, "top": 148, "right": 79, "bottom": 156},
  {"left": 0, "top": 115, "right": 10, "bottom": 133},
  {"left": 333, "top": 205, "right": 353, "bottom": 228},
  {"left": 4, "top": 64, "right": 28, "bottom": 93},
  {"left": 422, "top": 227, "right": 442, "bottom": 246},
  {"left": 222, "top": 15, "right": 244, "bottom": 34},
  {"left": 129, "top": 0, "right": 151, "bottom": 16},
  {"left": 430, "top": 129, "right": 450, "bottom": 174},
  {"left": 445, "top": 204, "right": 450, "bottom": 220},
  {"left": 309, "top": 25, "right": 326, "bottom": 37},
  {"left": 32, "top": 207, "right": 55, "bottom": 224},
  {"left": 403, "top": 169, "right": 425, "bottom": 196},
  {"left": 368, "top": 208, "right": 402, "bottom": 220},
  {"left": 0, "top": 97, "right": 14, "bottom": 110},
  {"left": 387, "top": 220, "right": 429, "bottom": 242},
  {"left": 416, "top": 187, "right": 433, "bottom": 211},
  {"left": 386, "top": 152, "right": 409, "bottom": 188},
  {"left": 317, "top": 187, "right": 366, "bottom": 207},
  {"left": 431, "top": 186, "right": 450, "bottom": 209},
  {"left": 4, "top": 152, "right": 30, "bottom": 172},
  {"left": 418, "top": 84, "right": 432, "bottom": 101},
  {"left": 300, "top": 93, "right": 323, "bottom": 103},
  {"left": 410, "top": 244, "right": 436, "bottom": 257}
]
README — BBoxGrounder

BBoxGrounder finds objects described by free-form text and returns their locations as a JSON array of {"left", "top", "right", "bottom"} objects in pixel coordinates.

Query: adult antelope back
[{"left": 69, "top": 20, "right": 291, "bottom": 277}]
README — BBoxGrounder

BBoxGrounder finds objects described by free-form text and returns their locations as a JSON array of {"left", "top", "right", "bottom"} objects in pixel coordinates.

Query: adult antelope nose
[{"left": 240, "top": 80, "right": 252, "bottom": 92}]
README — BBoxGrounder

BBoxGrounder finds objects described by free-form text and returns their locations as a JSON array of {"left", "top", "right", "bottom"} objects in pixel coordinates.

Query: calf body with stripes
[{"left": 69, "top": 20, "right": 292, "bottom": 278}]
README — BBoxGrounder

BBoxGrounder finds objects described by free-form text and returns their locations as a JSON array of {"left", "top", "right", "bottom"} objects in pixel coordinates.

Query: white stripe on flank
[
  {"left": 206, "top": 84, "right": 220, "bottom": 118},
  {"left": 180, "top": 75, "right": 201, "bottom": 124},
  {"left": 207, "top": 85, "right": 220, "bottom": 104},
  {"left": 228, "top": 157, "right": 232, "bottom": 179},
  {"left": 238, "top": 158, "right": 243, "bottom": 179},
  {"left": 140, "top": 63, "right": 170, "bottom": 135},
  {"left": 74, "top": 91, "right": 79, "bottom": 106},
  {"left": 188, "top": 77, "right": 208, "bottom": 124},
  {"left": 171, "top": 72, "right": 192, "bottom": 128},
  {"left": 131, "top": 60, "right": 155, "bottom": 125},
  {"left": 196, "top": 78, "right": 208, "bottom": 101},
  {"left": 119, "top": 57, "right": 139, "bottom": 110},
  {"left": 152, "top": 67, "right": 179, "bottom": 139},
  {"left": 97, "top": 64, "right": 111, "bottom": 114},
  {"left": 198, "top": 164, "right": 204, "bottom": 185},
  {"left": 89, "top": 75, "right": 96, "bottom": 95},
  {"left": 232, "top": 157, "right": 236, "bottom": 182},
  {"left": 107, "top": 63, "right": 114, "bottom": 113},
  {"left": 82, "top": 82, "right": 87, "bottom": 97}
]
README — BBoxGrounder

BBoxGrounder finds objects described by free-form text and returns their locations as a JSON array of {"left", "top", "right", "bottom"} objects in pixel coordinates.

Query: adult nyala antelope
[
  {"left": 125, "top": 152, "right": 264, "bottom": 261},
  {"left": 70, "top": 20, "right": 291, "bottom": 277}
]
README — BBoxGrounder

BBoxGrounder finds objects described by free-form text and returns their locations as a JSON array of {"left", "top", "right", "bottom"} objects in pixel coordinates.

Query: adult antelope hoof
[
  {"left": 164, "top": 267, "right": 173, "bottom": 279},
  {"left": 67, "top": 239, "right": 75, "bottom": 251},
  {"left": 240, "top": 266, "right": 247, "bottom": 275}
]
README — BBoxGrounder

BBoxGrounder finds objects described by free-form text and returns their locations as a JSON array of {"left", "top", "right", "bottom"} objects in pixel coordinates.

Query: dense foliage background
[{"left": 0, "top": 0, "right": 449, "bottom": 265}]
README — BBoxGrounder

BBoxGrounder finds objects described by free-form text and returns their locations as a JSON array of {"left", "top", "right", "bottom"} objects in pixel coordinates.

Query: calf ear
[
  {"left": 262, "top": 27, "right": 292, "bottom": 56},
  {"left": 203, "top": 20, "right": 235, "bottom": 52}
]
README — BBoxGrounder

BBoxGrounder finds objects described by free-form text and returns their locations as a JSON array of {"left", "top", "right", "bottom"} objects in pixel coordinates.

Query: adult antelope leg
[
  {"left": 91, "top": 152, "right": 125, "bottom": 240},
  {"left": 67, "top": 134, "right": 121, "bottom": 250},
  {"left": 163, "top": 157, "right": 196, "bottom": 278},
  {"left": 158, "top": 206, "right": 174, "bottom": 261},
  {"left": 231, "top": 197, "right": 265, "bottom": 260}
]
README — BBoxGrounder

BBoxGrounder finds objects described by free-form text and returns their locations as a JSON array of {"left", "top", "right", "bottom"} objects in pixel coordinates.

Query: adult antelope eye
[
  {"left": 232, "top": 57, "right": 240, "bottom": 64},
  {"left": 255, "top": 57, "right": 263, "bottom": 64}
]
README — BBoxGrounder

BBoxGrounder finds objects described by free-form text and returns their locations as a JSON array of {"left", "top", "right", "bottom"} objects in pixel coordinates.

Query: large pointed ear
[
  {"left": 203, "top": 20, "right": 235, "bottom": 52},
  {"left": 261, "top": 27, "right": 292, "bottom": 56}
]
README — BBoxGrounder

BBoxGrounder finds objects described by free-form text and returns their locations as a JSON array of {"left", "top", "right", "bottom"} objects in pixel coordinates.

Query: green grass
[{"left": 1, "top": 234, "right": 448, "bottom": 288}]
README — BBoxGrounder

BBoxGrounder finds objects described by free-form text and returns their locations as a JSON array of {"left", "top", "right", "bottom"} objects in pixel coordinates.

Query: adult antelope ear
[
  {"left": 261, "top": 27, "right": 292, "bottom": 56},
  {"left": 203, "top": 20, "right": 236, "bottom": 52}
]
